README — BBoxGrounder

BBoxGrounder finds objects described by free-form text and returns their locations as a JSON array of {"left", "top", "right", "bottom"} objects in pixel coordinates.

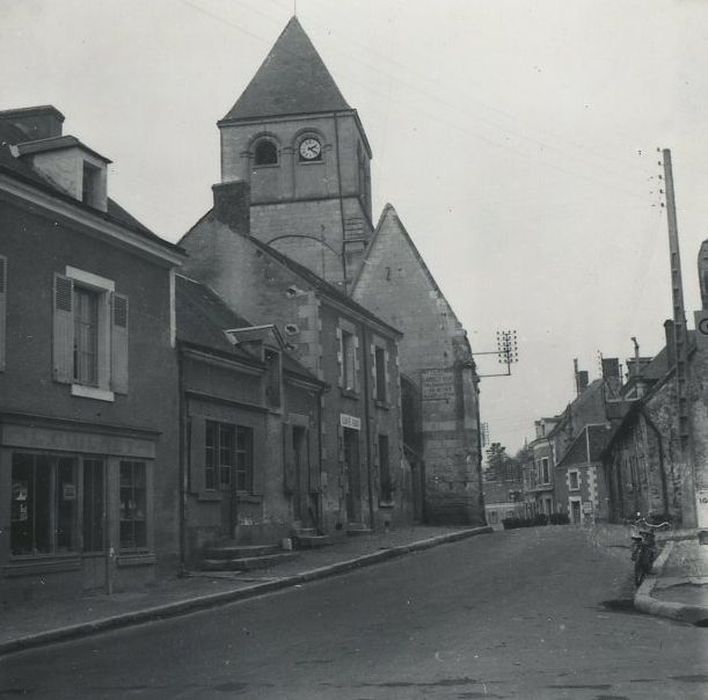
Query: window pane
[
  {"left": 375, "top": 348, "right": 386, "bottom": 402},
  {"left": 11, "top": 453, "right": 34, "bottom": 555},
  {"left": 56, "top": 458, "right": 77, "bottom": 552},
  {"left": 119, "top": 461, "right": 147, "bottom": 550},
  {"left": 235, "top": 426, "right": 253, "bottom": 492},
  {"left": 83, "top": 459, "right": 104, "bottom": 552},
  {"left": 33, "top": 455, "right": 52, "bottom": 554},
  {"left": 205, "top": 421, "right": 216, "bottom": 490},
  {"left": 73, "top": 287, "right": 99, "bottom": 386}
]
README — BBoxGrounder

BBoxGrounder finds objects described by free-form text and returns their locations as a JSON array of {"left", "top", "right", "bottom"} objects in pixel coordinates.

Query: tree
[{"left": 484, "top": 442, "right": 508, "bottom": 482}]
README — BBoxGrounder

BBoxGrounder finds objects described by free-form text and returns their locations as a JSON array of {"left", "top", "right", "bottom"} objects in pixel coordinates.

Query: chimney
[
  {"left": 574, "top": 358, "right": 589, "bottom": 394},
  {"left": 212, "top": 180, "right": 250, "bottom": 234},
  {"left": 0, "top": 105, "right": 64, "bottom": 141},
  {"left": 602, "top": 357, "right": 621, "bottom": 395},
  {"left": 664, "top": 319, "right": 676, "bottom": 367}
]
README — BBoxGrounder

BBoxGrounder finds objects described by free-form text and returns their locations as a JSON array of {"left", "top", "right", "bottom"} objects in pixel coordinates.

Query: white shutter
[
  {"left": 336, "top": 326, "right": 343, "bottom": 388},
  {"left": 0, "top": 256, "right": 6, "bottom": 371},
  {"left": 53, "top": 273, "right": 74, "bottom": 383},
  {"left": 111, "top": 293, "right": 129, "bottom": 394}
]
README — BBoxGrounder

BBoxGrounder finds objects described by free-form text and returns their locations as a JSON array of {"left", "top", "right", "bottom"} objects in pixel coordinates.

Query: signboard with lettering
[
  {"left": 340, "top": 413, "right": 361, "bottom": 430},
  {"left": 421, "top": 368, "right": 455, "bottom": 400}
]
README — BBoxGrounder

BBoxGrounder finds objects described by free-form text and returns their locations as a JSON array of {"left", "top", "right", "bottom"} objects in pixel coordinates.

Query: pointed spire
[{"left": 221, "top": 17, "right": 351, "bottom": 123}]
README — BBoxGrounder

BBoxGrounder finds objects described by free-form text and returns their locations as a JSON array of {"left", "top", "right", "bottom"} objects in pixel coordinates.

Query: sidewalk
[
  {"left": 0, "top": 525, "right": 491, "bottom": 656},
  {"left": 634, "top": 530, "right": 708, "bottom": 625}
]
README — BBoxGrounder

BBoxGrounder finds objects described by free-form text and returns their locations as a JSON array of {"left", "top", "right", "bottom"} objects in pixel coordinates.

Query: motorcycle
[{"left": 631, "top": 514, "right": 670, "bottom": 587}]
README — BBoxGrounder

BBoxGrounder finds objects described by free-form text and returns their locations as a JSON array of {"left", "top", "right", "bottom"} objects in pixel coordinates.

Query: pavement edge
[
  {"left": 0, "top": 525, "right": 492, "bottom": 657},
  {"left": 634, "top": 540, "right": 708, "bottom": 625}
]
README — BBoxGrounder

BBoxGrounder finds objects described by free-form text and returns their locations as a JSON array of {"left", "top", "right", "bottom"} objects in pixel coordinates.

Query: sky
[{"left": 3, "top": 0, "right": 708, "bottom": 454}]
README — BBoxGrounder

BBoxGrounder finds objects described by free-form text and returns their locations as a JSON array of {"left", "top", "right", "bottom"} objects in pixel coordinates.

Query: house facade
[
  {"left": 0, "top": 106, "right": 184, "bottom": 602},
  {"left": 176, "top": 274, "right": 324, "bottom": 564}
]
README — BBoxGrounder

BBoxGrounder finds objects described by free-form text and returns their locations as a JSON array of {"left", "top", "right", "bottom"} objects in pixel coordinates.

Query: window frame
[
  {"left": 10, "top": 452, "right": 79, "bottom": 558},
  {"left": 253, "top": 138, "right": 279, "bottom": 167},
  {"left": 568, "top": 469, "right": 580, "bottom": 491},
  {"left": 119, "top": 460, "right": 148, "bottom": 553}
]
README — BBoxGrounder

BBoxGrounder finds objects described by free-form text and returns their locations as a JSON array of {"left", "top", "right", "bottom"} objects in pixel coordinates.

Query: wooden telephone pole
[{"left": 662, "top": 148, "right": 697, "bottom": 527}]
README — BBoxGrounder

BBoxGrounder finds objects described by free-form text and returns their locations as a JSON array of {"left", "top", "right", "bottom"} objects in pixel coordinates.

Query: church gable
[{"left": 351, "top": 204, "right": 468, "bottom": 374}]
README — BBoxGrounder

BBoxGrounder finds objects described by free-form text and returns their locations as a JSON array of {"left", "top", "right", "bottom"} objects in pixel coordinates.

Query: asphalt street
[{"left": 1, "top": 527, "right": 705, "bottom": 699}]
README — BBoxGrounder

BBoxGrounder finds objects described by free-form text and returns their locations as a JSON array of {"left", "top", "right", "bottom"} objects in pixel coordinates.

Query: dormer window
[
  {"left": 82, "top": 161, "right": 101, "bottom": 208},
  {"left": 254, "top": 139, "right": 278, "bottom": 166}
]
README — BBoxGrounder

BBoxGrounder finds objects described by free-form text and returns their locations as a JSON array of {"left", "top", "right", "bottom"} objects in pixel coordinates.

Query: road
[{"left": 1, "top": 527, "right": 705, "bottom": 699}]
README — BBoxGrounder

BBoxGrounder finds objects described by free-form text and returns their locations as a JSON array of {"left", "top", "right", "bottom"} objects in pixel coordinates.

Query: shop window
[
  {"left": 254, "top": 139, "right": 278, "bottom": 166},
  {"left": 119, "top": 461, "right": 147, "bottom": 551},
  {"left": 11, "top": 453, "right": 77, "bottom": 556},
  {"left": 82, "top": 459, "right": 104, "bottom": 552}
]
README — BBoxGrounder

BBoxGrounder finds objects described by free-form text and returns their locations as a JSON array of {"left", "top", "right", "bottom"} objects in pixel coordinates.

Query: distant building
[{"left": 0, "top": 106, "right": 184, "bottom": 601}]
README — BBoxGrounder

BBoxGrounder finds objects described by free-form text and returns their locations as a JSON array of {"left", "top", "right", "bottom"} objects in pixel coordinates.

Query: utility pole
[{"left": 661, "top": 148, "right": 696, "bottom": 527}]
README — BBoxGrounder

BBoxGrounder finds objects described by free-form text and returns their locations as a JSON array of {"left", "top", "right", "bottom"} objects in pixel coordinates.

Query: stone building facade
[{"left": 179, "top": 182, "right": 411, "bottom": 536}]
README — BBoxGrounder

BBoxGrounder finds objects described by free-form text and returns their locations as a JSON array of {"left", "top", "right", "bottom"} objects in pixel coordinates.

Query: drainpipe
[
  {"left": 638, "top": 405, "right": 670, "bottom": 517},
  {"left": 360, "top": 322, "right": 375, "bottom": 530},
  {"left": 177, "top": 347, "right": 187, "bottom": 574}
]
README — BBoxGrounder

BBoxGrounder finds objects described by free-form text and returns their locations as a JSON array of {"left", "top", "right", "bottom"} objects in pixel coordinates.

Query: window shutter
[
  {"left": 53, "top": 273, "right": 74, "bottom": 383},
  {"left": 384, "top": 349, "right": 390, "bottom": 401},
  {"left": 111, "top": 293, "right": 129, "bottom": 394},
  {"left": 282, "top": 423, "right": 294, "bottom": 494},
  {"left": 252, "top": 427, "right": 264, "bottom": 495},
  {"left": 189, "top": 416, "right": 206, "bottom": 494},
  {"left": 370, "top": 344, "right": 376, "bottom": 399},
  {"left": 0, "top": 256, "right": 6, "bottom": 371}
]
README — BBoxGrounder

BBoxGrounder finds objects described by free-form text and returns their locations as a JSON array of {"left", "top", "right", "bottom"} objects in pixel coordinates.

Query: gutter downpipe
[
  {"left": 361, "top": 322, "right": 375, "bottom": 530},
  {"left": 178, "top": 347, "right": 187, "bottom": 575},
  {"left": 639, "top": 405, "right": 670, "bottom": 517}
]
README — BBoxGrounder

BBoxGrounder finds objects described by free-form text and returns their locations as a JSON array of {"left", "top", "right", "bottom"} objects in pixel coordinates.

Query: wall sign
[
  {"left": 421, "top": 368, "right": 455, "bottom": 400},
  {"left": 340, "top": 413, "right": 361, "bottom": 430}
]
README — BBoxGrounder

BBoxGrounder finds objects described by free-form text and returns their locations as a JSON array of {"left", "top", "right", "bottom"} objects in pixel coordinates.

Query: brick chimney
[
  {"left": 664, "top": 319, "right": 676, "bottom": 368},
  {"left": 574, "top": 359, "right": 589, "bottom": 395},
  {"left": 212, "top": 180, "right": 250, "bottom": 234},
  {"left": 602, "top": 357, "right": 621, "bottom": 394},
  {"left": 0, "top": 105, "right": 64, "bottom": 141}
]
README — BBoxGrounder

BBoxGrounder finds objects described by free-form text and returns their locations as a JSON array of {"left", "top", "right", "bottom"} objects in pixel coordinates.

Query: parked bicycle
[{"left": 630, "top": 514, "right": 671, "bottom": 587}]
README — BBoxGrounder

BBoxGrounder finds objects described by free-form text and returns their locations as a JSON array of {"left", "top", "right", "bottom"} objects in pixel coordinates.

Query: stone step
[
  {"left": 293, "top": 534, "right": 332, "bottom": 549},
  {"left": 346, "top": 524, "right": 372, "bottom": 536},
  {"left": 203, "top": 543, "right": 282, "bottom": 560},
  {"left": 201, "top": 552, "right": 299, "bottom": 572}
]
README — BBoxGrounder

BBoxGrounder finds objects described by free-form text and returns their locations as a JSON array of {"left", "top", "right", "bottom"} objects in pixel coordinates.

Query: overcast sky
[{"left": 3, "top": 0, "right": 708, "bottom": 454}]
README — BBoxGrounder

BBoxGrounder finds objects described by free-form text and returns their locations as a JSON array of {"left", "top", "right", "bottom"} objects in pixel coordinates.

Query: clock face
[{"left": 299, "top": 137, "right": 322, "bottom": 161}]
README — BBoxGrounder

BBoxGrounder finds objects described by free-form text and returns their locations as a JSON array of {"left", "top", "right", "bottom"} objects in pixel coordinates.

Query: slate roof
[
  {"left": 176, "top": 274, "right": 323, "bottom": 384},
  {"left": 0, "top": 114, "right": 181, "bottom": 253},
  {"left": 556, "top": 423, "right": 612, "bottom": 468},
  {"left": 220, "top": 16, "right": 351, "bottom": 122}
]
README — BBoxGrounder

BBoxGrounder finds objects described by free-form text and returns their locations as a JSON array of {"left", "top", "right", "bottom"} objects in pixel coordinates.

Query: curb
[
  {"left": 0, "top": 525, "right": 492, "bottom": 657},
  {"left": 634, "top": 540, "right": 708, "bottom": 625}
]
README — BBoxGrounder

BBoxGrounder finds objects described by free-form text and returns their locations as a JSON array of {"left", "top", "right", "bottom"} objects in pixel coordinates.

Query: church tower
[{"left": 218, "top": 17, "right": 373, "bottom": 290}]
